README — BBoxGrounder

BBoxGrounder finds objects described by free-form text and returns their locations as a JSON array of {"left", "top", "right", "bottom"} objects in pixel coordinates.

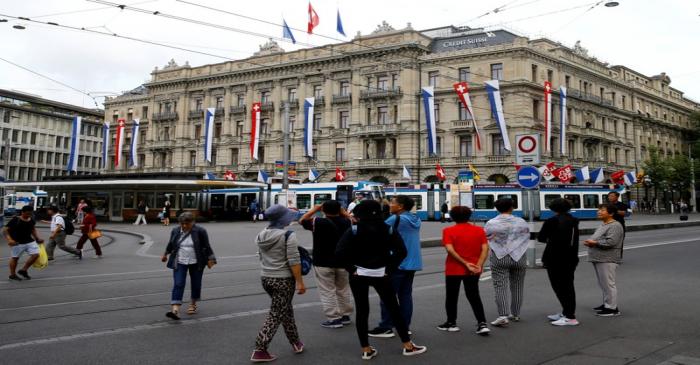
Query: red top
[
  {"left": 442, "top": 223, "right": 487, "bottom": 276},
  {"left": 81, "top": 213, "right": 97, "bottom": 234}
]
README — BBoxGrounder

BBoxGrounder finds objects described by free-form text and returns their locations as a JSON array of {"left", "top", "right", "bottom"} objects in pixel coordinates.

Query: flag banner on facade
[
  {"left": 309, "top": 168, "right": 320, "bottom": 181},
  {"left": 204, "top": 108, "right": 215, "bottom": 163},
  {"left": 129, "top": 118, "right": 140, "bottom": 167},
  {"left": 539, "top": 162, "right": 556, "bottom": 181},
  {"left": 336, "top": 9, "right": 345, "bottom": 36},
  {"left": 559, "top": 86, "right": 567, "bottom": 155},
  {"left": 101, "top": 121, "right": 109, "bottom": 169},
  {"left": 611, "top": 170, "right": 625, "bottom": 185},
  {"left": 485, "top": 80, "right": 512, "bottom": 151},
  {"left": 282, "top": 19, "right": 296, "bottom": 44},
  {"left": 421, "top": 87, "right": 437, "bottom": 156},
  {"left": 453, "top": 82, "right": 482, "bottom": 151},
  {"left": 544, "top": 81, "right": 553, "bottom": 153},
  {"left": 552, "top": 164, "right": 573, "bottom": 183},
  {"left": 66, "top": 116, "right": 81, "bottom": 172},
  {"left": 115, "top": 118, "right": 126, "bottom": 168},
  {"left": 624, "top": 170, "right": 637, "bottom": 186},
  {"left": 335, "top": 167, "right": 346, "bottom": 182},
  {"left": 436, "top": 163, "right": 447, "bottom": 181},
  {"left": 250, "top": 102, "right": 261, "bottom": 160},
  {"left": 575, "top": 165, "right": 590, "bottom": 182},
  {"left": 204, "top": 172, "right": 216, "bottom": 180},
  {"left": 402, "top": 165, "right": 412, "bottom": 180},
  {"left": 258, "top": 170, "right": 270, "bottom": 184},
  {"left": 223, "top": 170, "right": 236, "bottom": 181},
  {"left": 468, "top": 163, "right": 481, "bottom": 180},
  {"left": 307, "top": 2, "right": 319, "bottom": 34},
  {"left": 303, "top": 97, "right": 315, "bottom": 157},
  {"left": 288, "top": 161, "right": 297, "bottom": 177},
  {"left": 275, "top": 161, "right": 284, "bottom": 176},
  {"left": 590, "top": 167, "right": 605, "bottom": 183}
]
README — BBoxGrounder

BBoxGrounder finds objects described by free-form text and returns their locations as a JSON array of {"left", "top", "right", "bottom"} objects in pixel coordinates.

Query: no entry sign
[{"left": 516, "top": 134, "right": 540, "bottom": 165}]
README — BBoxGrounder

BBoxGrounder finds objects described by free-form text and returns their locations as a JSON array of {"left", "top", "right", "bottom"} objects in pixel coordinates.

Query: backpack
[
  {"left": 285, "top": 230, "right": 312, "bottom": 276},
  {"left": 63, "top": 216, "right": 75, "bottom": 235}
]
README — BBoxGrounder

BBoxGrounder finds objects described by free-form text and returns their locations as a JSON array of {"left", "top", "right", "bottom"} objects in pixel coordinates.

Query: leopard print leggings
[{"left": 255, "top": 277, "right": 300, "bottom": 351}]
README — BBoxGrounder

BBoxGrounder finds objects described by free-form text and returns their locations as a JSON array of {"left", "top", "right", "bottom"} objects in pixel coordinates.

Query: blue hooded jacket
[{"left": 385, "top": 212, "right": 422, "bottom": 271}]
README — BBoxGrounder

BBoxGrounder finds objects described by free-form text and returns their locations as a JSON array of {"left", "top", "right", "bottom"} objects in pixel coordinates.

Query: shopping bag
[
  {"left": 32, "top": 243, "right": 49, "bottom": 269},
  {"left": 257, "top": 213, "right": 264, "bottom": 220},
  {"left": 88, "top": 230, "right": 103, "bottom": 240}
]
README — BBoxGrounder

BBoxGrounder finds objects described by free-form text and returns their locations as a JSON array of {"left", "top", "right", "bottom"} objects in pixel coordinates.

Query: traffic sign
[
  {"left": 517, "top": 165, "right": 541, "bottom": 189},
  {"left": 515, "top": 134, "right": 541, "bottom": 165},
  {"left": 458, "top": 170, "right": 474, "bottom": 181}
]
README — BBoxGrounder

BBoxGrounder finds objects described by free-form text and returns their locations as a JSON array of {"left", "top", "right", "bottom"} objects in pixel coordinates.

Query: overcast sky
[{"left": 1, "top": 0, "right": 698, "bottom": 109}]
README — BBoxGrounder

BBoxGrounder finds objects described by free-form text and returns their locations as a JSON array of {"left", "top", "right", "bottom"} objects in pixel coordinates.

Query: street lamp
[{"left": 604, "top": 1, "right": 620, "bottom": 7}]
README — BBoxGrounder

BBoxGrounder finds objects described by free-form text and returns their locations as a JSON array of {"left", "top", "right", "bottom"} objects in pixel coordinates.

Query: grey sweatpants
[
  {"left": 46, "top": 231, "right": 80, "bottom": 258},
  {"left": 593, "top": 262, "right": 619, "bottom": 309}
]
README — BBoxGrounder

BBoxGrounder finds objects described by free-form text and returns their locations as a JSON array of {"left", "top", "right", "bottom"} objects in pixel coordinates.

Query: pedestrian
[
  {"left": 537, "top": 198, "right": 580, "bottom": 326},
  {"left": 606, "top": 192, "right": 628, "bottom": 231},
  {"left": 347, "top": 194, "right": 362, "bottom": 215},
  {"left": 75, "top": 199, "right": 87, "bottom": 224},
  {"left": 250, "top": 199, "right": 260, "bottom": 222},
  {"left": 368, "top": 195, "right": 422, "bottom": 338},
  {"left": 161, "top": 212, "right": 216, "bottom": 320},
  {"left": 380, "top": 198, "right": 391, "bottom": 220},
  {"left": 583, "top": 204, "right": 624, "bottom": 317},
  {"left": 76, "top": 206, "right": 103, "bottom": 258},
  {"left": 162, "top": 199, "right": 171, "bottom": 226},
  {"left": 4, "top": 206, "right": 44, "bottom": 281},
  {"left": 336, "top": 200, "right": 427, "bottom": 360},
  {"left": 134, "top": 200, "right": 148, "bottom": 225},
  {"left": 437, "top": 206, "right": 491, "bottom": 335},
  {"left": 299, "top": 201, "right": 354, "bottom": 329},
  {"left": 440, "top": 201, "right": 448, "bottom": 223},
  {"left": 484, "top": 198, "right": 530, "bottom": 327},
  {"left": 46, "top": 205, "right": 81, "bottom": 260},
  {"left": 251, "top": 204, "right": 306, "bottom": 362}
]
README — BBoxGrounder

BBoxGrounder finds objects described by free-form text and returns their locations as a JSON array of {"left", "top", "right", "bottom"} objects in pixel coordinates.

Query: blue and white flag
[
  {"left": 282, "top": 18, "right": 296, "bottom": 44},
  {"left": 574, "top": 165, "right": 590, "bottom": 183},
  {"left": 560, "top": 86, "right": 567, "bottom": 155},
  {"left": 303, "top": 97, "right": 315, "bottom": 157},
  {"left": 336, "top": 9, "right": 346, "bottom": 36},
  {"left": 129, "top": 118, "right": 140, "bottom": 167},
  {"left": 402, "top": 165, "right": 412, "bottom": 180},
  {"left": 101, "top": 121, "right": 109, "bottom": 169},
  {"left": 258, "top": 170, "right": 270, "bottom": 184},
  {"left": 624, "top": 171, "right": 637, "bottom": 186},
  {"left": 204, "top": 107, "right": 215, "bottom": 163},
  {"left": 485, "top": 80, "right": 512, "bottom": 151},
  {"left": 66, "top": 116, "right": 81, "bottom": 172},
  {"left": 590, "top": 167, "right": 605, "bottom": 183},
  {"left": 309, "top": 168, "right": 320, "bottom": 182},
  {"left": 422, "top": 87, "right": 437, "bottom": 155},
  {"left": 204, "top": 172, "right": 216, "bottom": 180}
]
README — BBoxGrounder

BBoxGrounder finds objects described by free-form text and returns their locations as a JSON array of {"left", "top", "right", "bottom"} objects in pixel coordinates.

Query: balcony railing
[
  {"left": 486, "top": 155, "right": 510, "bottom": 163},
  {"left": 189, "top": 110, "right": 204, "bottom": 118},
  {"left": 451, "top": 120, "right": 474, "bottom": 129},
  {"left": 261, "top": 101, "right": 274, "bottom": 112},
  {"left": 332, "top": 94, "right": 351, "bottom": 104},
  {"left": 314, "top": 96, "right": 325, "bottom": 106},
  {"left": 151, "top": 112, "right": 178, "bottom": 121},
  {"left": 230, "top": 105, "right": 246, "bottom": 114},
  {"left": 360, "top": 87, "right": 402, "bottom": 100},
  {"left": 279, "top": 100, "right": 298, "bottom": 110},
  {"left": 215, "top": 107, "right": 225, "bottom": 116},
  {"left": 353, "top": 123, "right": 399, "bottom": 135}
]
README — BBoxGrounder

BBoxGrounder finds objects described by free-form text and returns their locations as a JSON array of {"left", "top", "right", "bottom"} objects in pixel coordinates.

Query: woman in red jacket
[{"left": 76, "top": 206, "right": 103, "bottom": 258}]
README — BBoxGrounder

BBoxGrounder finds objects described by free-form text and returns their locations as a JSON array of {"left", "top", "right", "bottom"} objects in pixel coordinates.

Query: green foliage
[{"left": 642, "top": 146, "right": 669, "bottom": 189}]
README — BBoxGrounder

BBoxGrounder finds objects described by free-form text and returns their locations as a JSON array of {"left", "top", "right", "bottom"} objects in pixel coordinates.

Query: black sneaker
[
  {"left": 77, "top": 250, "right": 82, "bottom": 260},
  {"left": 593, "top": 304, "right": 605, "bottom": 311},
  {"left": 361, "top": 347, "right": 378, "bottom": 360},
  {"left": 402, "top": 343, "right": 427, "bottom": 356},
  {"left": 368, "top": 328, "right": 394, "bottom": 338},
  {"left": 436, "top": 322, "right": 460, "bottom": 332},
  {"left": 8, "top": 274, "right": 22, "bottom": 281},
  {"left": 476, "top": 322, "right": 491, "bottom": 336},
  {"left": 596, "top": 308, "right": 620, "bottom": 317},
  {"left": 17, "top": 270, "right": 31, "bottom": 280},
  {"left": 341, "top": 315, "right": 352, "bottom": 325}
]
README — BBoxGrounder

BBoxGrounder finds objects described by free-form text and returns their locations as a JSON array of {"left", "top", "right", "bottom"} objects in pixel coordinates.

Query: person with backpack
[
  {"left": 251, "top": 204, "right": 306, "bottom": 362},
  {"left": 76, "top": 206, "right": 103, "bottom": 258},
  {"left": 336, "top": 200, "right": 427, "bottom": 360},
  {"left": 299, "top": 201, "right": 353, "bottom": 329},
  {"left": 45, "top": 205, "right": 81, "bottom": 260},
  {"left": 134, "top": 200, "right": 148, "bottom": 225},
  {"left": 4, "top": 206, "right": 44, "bottom": 281}
]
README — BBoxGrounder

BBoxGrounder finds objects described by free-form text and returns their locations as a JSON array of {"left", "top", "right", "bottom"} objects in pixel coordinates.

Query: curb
[{"left": 99, "top": 228, "right": 150, "bottom": 245}]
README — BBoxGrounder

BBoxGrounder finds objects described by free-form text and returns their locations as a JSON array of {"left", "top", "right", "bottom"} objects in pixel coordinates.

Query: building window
[
  {"left": 288, "top": 115, "right": 296, "bottom": 132},
  {"left": 531, "top": 64, "right": 538, "bottom": 82},
  {"left": 568, "top": 140, "right": 575, "bottom": 157},
  {"left": 237, "top": 94, "right": 245, "bottom": 106},
  {"left": 392, "top": 74, "right": 399, "bottom": 89},
  {"left": 492, "top": 135, "right": 507, "bottom": 155},
  {"left": 533, "top": 99, "right": 540, "bottom": 120},
  {"left": 142, "top": 106, "right": 149, "bottom": 118},
  {"left": 29, "top": 150, "right": 35, "bottom": 163},
  {"left": 621, "top": 95, "right": 626, "bottom": 109},
  {"left": 623, "top": 123, "right": 628, "bottom": 138},
  {"left": 547, "top": 69, "right": 553, "bottom": 82},
  {"left": 38, "top": 151, "right": 44, "bottom": 163},
  {"left": 216, "top": 97, "right": 224, "bottom": 109},
  {"left": 30, "top": 132, "right": 37, "bottom": 144},
  {"left": 163, "top": 126, "right": 170, "bottom": 141},
  {"left": 459, "top": 103, "right": 472, "bottom": 120},
  {"left": 377, "top": 139, "right": 387, "bottom": 159},
  {"left": 366, "top": 107, "right": 371, "bottom": 124},
  {"left": 565, "top": 75, "right": 571, "bottom": 88},
  {"left": 459, "top": 67, "right": 470, "bottom": 82},
  {"left": 11, "top": 130, "right": 19, "bottom": 143},
  {"left": 460, "top": 136, "right": 472, "bottom": 157},
  {"left": 428, "top": 71, "right": 439, "bottom": 87},
  {"left": 235, "top": 121, "right": 243, "bottom": 136},
  {"left": 189, "top": 151, "right": 196, "bottom": 166},
  {"left": 288, "top": 88, "right": 297, "bottom": 102},
  {"left": 195, "top": 99, "right": 203, "bottom": 111},
  {"left": 339, "top": 110, "right": 349, "bottom": 129},
  {"left": 258, "top": 147, "right": 265, "bottom": 162},
  {"left": 231, "top": 148, "right": 239, "bottom": 165},
  {"left": 377, "top": 106, "right": 388, "bottom": 124},
  {"left": 211, "top": 149, "right": 217, "bottom": 165},
  {"left": 567, "top": 108, "right": 573, "bottom": 125},
  {"left": 261, "top": 119, "right": 269, "bottom": 135},
  {"left": 63, "top": 138, "right": 69, "bottom": 149},
  {"left": 434, "top": 103, "right": 440, "bottom": 123},
  {"left": 377, "top": 76, "right": 389, "bottom": 91},
  {"left": 339, "top": 81, "right": 350, "bottom": 96},
  {"left": 261, "top": 91, "right": 271, "bottom": 103},
  {"left": 55, "top": 136, "right": 61, "bottom": 147},
  {"left": 215, "top": 122, "right": 222, "bottom": 138},
  {"left": 10, "top": 149, "right": 17, "bottom": 162},
  {"left": 313, "top": 113, "right": 322, "bottom": 130},
  {"left": 490, "top": 63, "right": 503, "bottom": 80},
  {"left": 313, "top": 85, "right": 323, "bottom": 99},
  {"left": 19, "top": 149, "right": 27, "bottom": 162},
  {"left": 335, "top": 143, "right": 346, "bottom": 161},
  {"left": 194, "top": 125, "right": 201, "bottom": 140}
]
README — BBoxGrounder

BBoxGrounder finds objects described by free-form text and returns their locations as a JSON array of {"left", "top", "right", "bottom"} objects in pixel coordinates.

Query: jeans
[
  {"left": 547, "top": 264, "right": 577, "bottom": 319},
  {"left": 377, "top": 269, "right": 415, "bottom": 330},
  {"left": 171, "top": 263, "right": 204, "bottom": 305},
  {"left": 350, "top": 275, "right": 410, "bottom": 348},
  {"left": 445, "top": 275, "right": 487, "bottom": 324}
]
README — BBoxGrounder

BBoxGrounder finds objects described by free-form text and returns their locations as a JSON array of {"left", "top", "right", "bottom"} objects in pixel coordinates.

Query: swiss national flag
[
  {"left": 335, "top": 167, "right": 346, "bottom": 182},
  {"left": 611, "top": 170, "right": 625, "bottom": 185},
  {"left": 436, "top": 163, "right": 447, "bottom": 181},
  {"left": 223, "top": 170, "right": 236, "bottom": 181},
  {"left": 552, "top": 164, "right": 573, "bottom": 183},
  {"left": 307, "top": 2, "right": 320, "bottom": 34}
]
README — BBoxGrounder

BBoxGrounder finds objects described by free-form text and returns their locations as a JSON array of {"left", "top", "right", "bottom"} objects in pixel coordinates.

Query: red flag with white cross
[
  {"left": 335, "top": 167, "right": 346, "bottom": 182},
  {"left": 436, "top": 163, "right": 447, "bottom": 181},
  {"left": 307, "top": 2, "right": 320, "bottom": 34}
]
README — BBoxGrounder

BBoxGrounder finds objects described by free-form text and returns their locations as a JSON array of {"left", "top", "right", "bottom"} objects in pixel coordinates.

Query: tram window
[
  {"left": 241, "top": 194, "right": 257, "bottom": 209},
  {"left": 157, "top": 192, "right": 175, "bottom": 208},
  {"left": 137, "top": 193, "right": 155, "bottom": 209},
  {"left": 388, "top": 195, "right": 422, "bottom": 210},
  {"left": 583, "top": 194, "right": 599, "bottom": 208},
  {"left": 564, "top": 194, "right": 582, "bottom": 209},
  {"left": 210, "top": 194, "right": 225, "bottom": 209},
  {"left": 544, "top": 194, "right": 561, "bottom": 209},
  {"left": 124, "top": 192, "right": 135, "bottom": 208},
  {"left": 180, "top": 192, "right": 198, "bottom": 209},
  {"left": 314, "top": 194, "right": 332, "bottom": 205},
  {"left": 296, "top": 194, "right": 311, "bottom": 210},
  {"left": 497, "top": 194, "right": 518, "bottom": 209},
  {"left": 474, "top": 194, "right": 495, "bottom": 209}
]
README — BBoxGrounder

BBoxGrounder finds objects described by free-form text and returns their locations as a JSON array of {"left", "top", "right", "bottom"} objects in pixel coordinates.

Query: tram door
[
  {"left": 427, "top": 184, "right": 436, "bottom": 220},
  {"left": 111, "top": 193, "right": 123, "bottom": 222},
  {"left": 225, "top": 195, "right": 239, "bottom": 220},
  {"left": 438, "top": 188, "right": 447, "bottom": 220}
]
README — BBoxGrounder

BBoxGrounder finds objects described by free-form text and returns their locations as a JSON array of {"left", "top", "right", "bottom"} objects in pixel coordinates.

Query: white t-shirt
[{"left": 51, "top": 215, "right": 65, "bottom": 232}]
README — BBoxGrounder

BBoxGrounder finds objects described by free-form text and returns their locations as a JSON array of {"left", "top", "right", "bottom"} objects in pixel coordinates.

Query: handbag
[{"left": 88, "top": 229, "right": 103, "bottom": 240}]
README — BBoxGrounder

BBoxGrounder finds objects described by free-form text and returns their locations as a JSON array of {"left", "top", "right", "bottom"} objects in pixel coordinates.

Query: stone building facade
[
  {"left": 104, "top": 24, "right": 699, "bottom": 184},
  {"left": 0, "top": 89, "right": 104, "bottom": 182}
]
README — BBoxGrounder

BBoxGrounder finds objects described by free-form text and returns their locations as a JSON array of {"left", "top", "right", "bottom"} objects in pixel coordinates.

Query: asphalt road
[{"left": 1, "top": 225, "right": 700, "bottom": 364}]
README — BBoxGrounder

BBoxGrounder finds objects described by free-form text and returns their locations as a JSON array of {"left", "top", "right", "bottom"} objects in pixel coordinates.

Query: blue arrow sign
[{"left": 517, "top": 165, "right": 541, "bottom": 189}]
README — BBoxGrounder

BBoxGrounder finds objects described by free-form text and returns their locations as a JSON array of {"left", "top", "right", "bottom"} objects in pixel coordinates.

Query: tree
[{"left": 642, "top": 146, "right": 669, "bottom": 201}]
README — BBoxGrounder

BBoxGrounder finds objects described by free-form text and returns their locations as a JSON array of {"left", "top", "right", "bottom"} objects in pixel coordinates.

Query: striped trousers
[{"left": 489, "top": 253, "right": 527, "bottom": 317}]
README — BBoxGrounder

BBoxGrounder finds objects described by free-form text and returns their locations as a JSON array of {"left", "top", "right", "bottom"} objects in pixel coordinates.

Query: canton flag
[
  {"left": 204, "top": 108, "right": 215, "bottom": 163},
  {"left": 258, "top": 170, "right": 270, "bottom": 184},
  {"left": 129, "top": 118, "right": 140, "bottom": 167},
  {"left": 66, "top": 116, "right": 81, "bottom": 172},
  {"left": 422, "top": 87, "right": 437, "bottom": 156},
  {"left": 485, "top": 80, "right": 511, "bottom": 151},
  {"left": 303, "top": 97, "right": 315, "bottom": 157}
]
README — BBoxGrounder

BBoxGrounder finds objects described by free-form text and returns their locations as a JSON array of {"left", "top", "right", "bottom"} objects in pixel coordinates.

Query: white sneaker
[
  {"left": 490, "top": 316, "right": 510, "bottom": 327},
  {"left": 547, "top": 313, "right": 564, "bottom": 321},
  {"left": 551, "top": 317, "right": 579, "bottom": 326}
]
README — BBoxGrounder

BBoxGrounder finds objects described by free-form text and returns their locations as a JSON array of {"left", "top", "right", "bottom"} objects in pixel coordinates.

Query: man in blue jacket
[{"left": 368, "top": 195, "right": 423, "bottom": 338}]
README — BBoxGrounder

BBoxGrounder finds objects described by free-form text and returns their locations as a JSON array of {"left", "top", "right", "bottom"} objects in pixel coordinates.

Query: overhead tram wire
[{"left": 28, "top": 0, "right": 158, "bottom": 19}]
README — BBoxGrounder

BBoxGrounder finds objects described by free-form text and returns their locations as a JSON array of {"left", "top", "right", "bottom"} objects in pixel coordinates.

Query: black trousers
[
  {"left": 349, "top": 274, "right": 410, "bottom": 347},
  {"left": 546, "top": 265, "right": 577, "bottom": 319},
  {"left": 445, "top": 275, "right": 486, "bottom": 324}
]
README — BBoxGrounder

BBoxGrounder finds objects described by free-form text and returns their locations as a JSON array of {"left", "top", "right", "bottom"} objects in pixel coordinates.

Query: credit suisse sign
[{"left": 432, "top": 30, "right": 518, "bottom": 53}]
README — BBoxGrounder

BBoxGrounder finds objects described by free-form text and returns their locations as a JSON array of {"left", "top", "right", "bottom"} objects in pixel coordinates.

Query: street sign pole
[{"left": 517, "top": 165, "right": 541, "bottom": 268}]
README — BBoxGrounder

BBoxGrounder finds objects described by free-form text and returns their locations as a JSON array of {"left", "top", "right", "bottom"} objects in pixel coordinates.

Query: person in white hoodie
[{"left": 251, "top": 204, "right": 306, "bottom": 363}]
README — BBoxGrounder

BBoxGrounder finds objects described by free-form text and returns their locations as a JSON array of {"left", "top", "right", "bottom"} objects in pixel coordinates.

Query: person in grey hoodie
[{"left": 251, "top": 205, "right": 306, "bottom": 363}]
